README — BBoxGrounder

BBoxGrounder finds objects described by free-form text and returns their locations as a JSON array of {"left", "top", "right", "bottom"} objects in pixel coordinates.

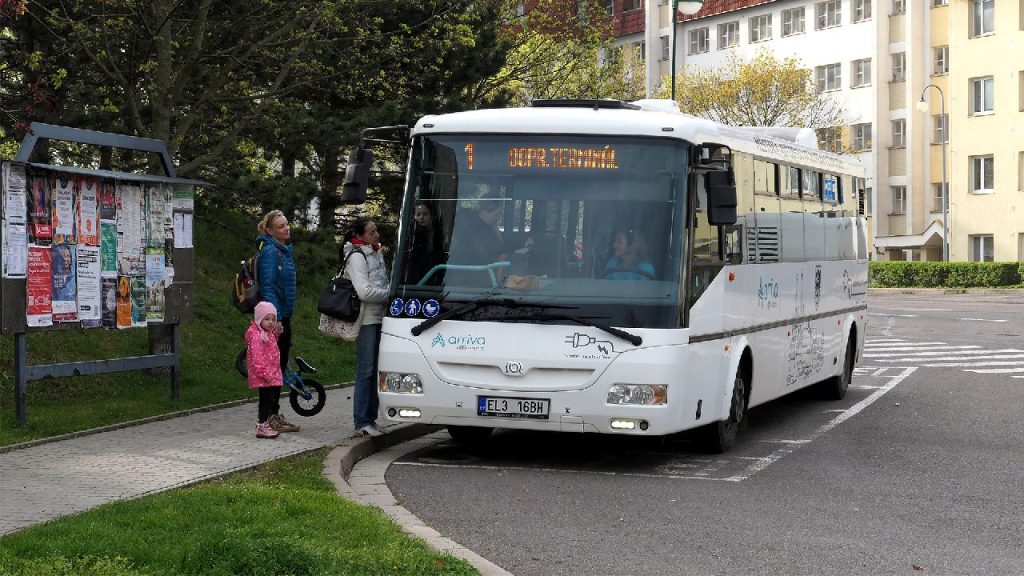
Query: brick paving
[{"left": 0, "top": 387, "right": 362, "bottom": 536}]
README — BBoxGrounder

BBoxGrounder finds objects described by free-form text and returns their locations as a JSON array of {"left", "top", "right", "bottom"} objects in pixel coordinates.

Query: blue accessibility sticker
[
  {"left": 404, "top": 298, "right": 422, "bottom": 317},
  {"left": 423, "top": 299, "right": 440, "bottom": 318},
  {"left": 389, "top": 298, "right": 404, "bottom": 317}
]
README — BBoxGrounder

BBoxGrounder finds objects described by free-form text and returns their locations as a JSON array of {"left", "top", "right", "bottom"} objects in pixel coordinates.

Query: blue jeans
[{"left": 353, "top": 323, "right": 381, "bottom": 429}]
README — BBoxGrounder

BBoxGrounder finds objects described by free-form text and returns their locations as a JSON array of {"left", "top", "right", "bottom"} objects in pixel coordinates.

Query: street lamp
[
  {"left": 670, "top": 0, "right": 705, "bottom": 102},
  {"left": 916, "top": 84, "right": 948, "bottom": 262}
]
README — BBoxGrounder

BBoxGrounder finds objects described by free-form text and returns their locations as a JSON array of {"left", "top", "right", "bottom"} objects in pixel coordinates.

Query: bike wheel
[{"left": 290, "top": 379, "right": 326, "bottom": 417}]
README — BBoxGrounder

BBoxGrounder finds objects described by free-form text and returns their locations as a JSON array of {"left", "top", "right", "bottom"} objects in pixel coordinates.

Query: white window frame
[
  {"left": 971, "top": 155, "right": 995, "bottom": 193},
  {"left": 718, "top": 21, "right": 739, "bottom": 49},
  {"left": 660, "top": 36, "right": 670, "bottom": 61},
  {"left": 891, "top": 186, "right": 907, "bottom": 214},
  {"left": 891, "top": 53, "right": 906, "bottom": 82},
  {"left": 815, "top": 63, "right": 842, "bottom": 92},
  {"left": 782, "top": 7, "right": 806, "bottom": 36},
  {"left": 816, "top": 0, "right": 841, "bottom": 29},
  {"left": 971, "top": 0, "right": 994, "bottom": 37},
  {"left": 971, "top": 76, "right": 995, "bottom": 115},
  {"left": 933, "top": 114, "right": 949, "bottom": 143},
  {"left": 817, "top": 126, "right": 842, "bottom": 153},
  {"left": 891, "top": 119, "right": 906, "bottom": 148},
  {"left": 892, "top": 0, "right": 905, "bottom": 15},
  {"left": 933, "top": 46, "right": 949, "bottom": 75},
  {"left": 932, "top": 0, "right": 948, "bottom": 6},
  {"left": 970, "top": 234, "right": 995, "bottom": 262},
  {"left": 932, "top": 183, "right": 947, "bottom": 212},
  {"left": 750, "top": 14, "right": 772, "bottom": 43},
  {"left": 853, "top": 0, "right": 872, "bottom": 22},
  {"left": 1019, "top": 150, "right": 1024, "bottom": 191},
  {"left": 688, "top": 27, "right": 710, "bottom": 55},
  {"left": 623, "top": 0, "right": 642, "bottom": 11},
  {"left": 852, "top": 123, "right": 872, "bottom": 151},
  {"left": 852, "top": 58, "right": 872, "bottom": 88}
]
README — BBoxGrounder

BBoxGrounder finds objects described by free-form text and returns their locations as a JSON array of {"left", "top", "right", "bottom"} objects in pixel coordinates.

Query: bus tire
[
  {"left": 822, "top": 336, "right": 856, "bottom": 401},
  {"left": 700, "top": 371, "right": 747, "bottom": 454},
  {"left": 447, "top": 425, "right": 493, "bottom": 445}
]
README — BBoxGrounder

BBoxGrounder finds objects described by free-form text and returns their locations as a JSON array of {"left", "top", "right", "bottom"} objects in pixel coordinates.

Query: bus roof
[{"left": 412, "top": 100, "right": 864, "bottom": 177}]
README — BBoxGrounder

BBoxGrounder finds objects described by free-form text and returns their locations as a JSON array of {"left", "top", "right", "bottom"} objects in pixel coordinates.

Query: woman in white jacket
[{"left": 342, "top": 220, "right": 389, "bottom": 437}]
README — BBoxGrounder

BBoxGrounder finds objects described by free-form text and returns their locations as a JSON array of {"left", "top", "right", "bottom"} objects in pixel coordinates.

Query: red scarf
[{"left": 351, "top": 237, "right": 380, "bottom": 251}]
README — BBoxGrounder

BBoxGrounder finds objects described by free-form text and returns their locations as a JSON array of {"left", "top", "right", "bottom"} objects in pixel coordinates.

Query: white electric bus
[{"left": 343, "top": 99, "right": 868, "bottom": 452}]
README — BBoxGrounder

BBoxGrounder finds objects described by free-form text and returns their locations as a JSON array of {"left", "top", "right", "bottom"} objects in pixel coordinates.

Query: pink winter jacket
[{"left": 245, "top": 322, "right": 282, "bottom": 389}]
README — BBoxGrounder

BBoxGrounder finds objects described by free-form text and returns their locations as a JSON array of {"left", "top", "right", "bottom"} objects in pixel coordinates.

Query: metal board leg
[
  {"left": 14, "top": 332, "right": 28, "bottom": 426},
  {"left": 170, "top": 324, "right": 180, "bottom": 400}
]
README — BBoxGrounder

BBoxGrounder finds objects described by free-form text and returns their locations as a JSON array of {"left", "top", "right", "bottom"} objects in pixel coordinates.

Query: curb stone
[{"left": 324, "top": 426, "right": 515, "bottom": 576}]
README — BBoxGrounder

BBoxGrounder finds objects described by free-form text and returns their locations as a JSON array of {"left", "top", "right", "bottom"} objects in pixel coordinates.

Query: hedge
[{"left": 868, "top": 261, "right": 1023, "bottom": 288}]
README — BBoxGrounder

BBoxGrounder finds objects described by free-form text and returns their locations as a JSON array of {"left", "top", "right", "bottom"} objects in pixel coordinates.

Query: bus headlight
[
  {"left": 607, "top": 384, "right": 667, "bottom": 405},
  {"left": 379, "top": 372, "right": 423, "bottom": 394}
]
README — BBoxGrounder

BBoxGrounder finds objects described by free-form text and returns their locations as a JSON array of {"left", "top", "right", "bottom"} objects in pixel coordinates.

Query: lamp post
[
  {"left": 670, "top": 0, "right": 705, "bottom": 102},
  {"left": 916, "top": 84, "right": 948, "bottom": 262}
]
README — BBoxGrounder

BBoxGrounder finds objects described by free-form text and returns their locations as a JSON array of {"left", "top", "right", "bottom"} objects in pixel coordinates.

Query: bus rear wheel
[
  {"left": 447, "top": 425, "right": 493, "bottom": 446},
  {"left": 821, "top": 337, "right": 856, "bottom": 401},
  {"left": 700, "top": 371, "right": 747, "bottom": 454}
]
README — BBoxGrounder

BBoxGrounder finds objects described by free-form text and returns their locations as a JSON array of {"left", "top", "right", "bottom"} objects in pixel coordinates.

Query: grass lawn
[
  {"left": 0, "top": 448, "right": 478, "bottom": 575},
  {"left": 0, "top": 207, "right": 358, "bottom": 446}
]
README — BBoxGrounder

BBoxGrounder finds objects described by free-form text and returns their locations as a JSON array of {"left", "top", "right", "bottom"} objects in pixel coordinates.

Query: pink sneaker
[{"left": 256, "top": 422, "right": 279, "bottom": 439}]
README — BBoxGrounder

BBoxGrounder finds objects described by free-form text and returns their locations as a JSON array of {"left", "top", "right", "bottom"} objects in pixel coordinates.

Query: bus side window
[{"left": 691, "top": 174, "right": 724, "bottom": 307}]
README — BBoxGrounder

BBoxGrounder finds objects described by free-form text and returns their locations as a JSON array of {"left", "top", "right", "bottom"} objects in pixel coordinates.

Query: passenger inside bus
[
  {"left": 446, "top": 193, "right": 507, "bottom": 285},
  {"left": 604, "top": 228, "right": 656, "bottom": 280},
  {"left": 403, "top": 201, "right": 444, "bottom": 285}
]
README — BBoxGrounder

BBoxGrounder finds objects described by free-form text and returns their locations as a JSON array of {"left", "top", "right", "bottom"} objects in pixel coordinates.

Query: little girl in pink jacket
[{"left": 247, "top": 301, "right": 283, "bottom": 438}]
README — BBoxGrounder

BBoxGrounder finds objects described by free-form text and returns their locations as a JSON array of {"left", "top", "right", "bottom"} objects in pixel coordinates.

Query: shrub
[{"left": 869, "top": 261, "right": 1021, "bottom": 288}]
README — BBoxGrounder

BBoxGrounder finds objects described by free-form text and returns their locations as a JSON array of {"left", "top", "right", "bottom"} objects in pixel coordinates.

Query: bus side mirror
[
  {"left": 707, "top": 170, "right": 737, "bottom": 226},
  {"left": 341, "top": 147, "right": 374, "bottom": 205}
]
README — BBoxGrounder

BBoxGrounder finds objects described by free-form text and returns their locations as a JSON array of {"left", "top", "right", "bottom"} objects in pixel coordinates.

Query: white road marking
[
  {"left": 863, "top": 345, "right": 981, "bottom": 352},
  {"left": 864, "top": 341, "right": 948, "bottom": 347},
  {"left": 871, "top": 308, "right": 951, "bottom": 312},
  {"left": 865, "top": 348, "right": 1024, "bottom": 358},
  {"left": 964, "top": 367, "right": 1024, "bottom": 374},
  {"left": 958, "top": 318, "right": 1008, "bottom": 323},
  {"left": 922, "top": 359, "right": 1024, "bottom": 367},
  {"left": 870, "top": 313, "right": 918, "bottom": 318}
]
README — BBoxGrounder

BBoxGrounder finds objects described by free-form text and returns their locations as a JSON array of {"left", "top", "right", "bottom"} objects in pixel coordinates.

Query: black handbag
[{"left": 317, "top": 251, "right": 365, "bottom": 321}]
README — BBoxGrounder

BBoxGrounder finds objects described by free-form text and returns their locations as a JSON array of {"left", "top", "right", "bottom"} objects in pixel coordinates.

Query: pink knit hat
[{"left": 254, "top": 301, "right": 277, "bottom": 324}]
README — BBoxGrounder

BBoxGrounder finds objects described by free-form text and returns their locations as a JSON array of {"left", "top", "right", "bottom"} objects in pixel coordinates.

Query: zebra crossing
[{"left": 863, "top": 338, "right": 1024, "bottom": 378}]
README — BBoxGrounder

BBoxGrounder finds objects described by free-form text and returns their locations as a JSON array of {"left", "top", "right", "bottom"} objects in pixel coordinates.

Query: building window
[
  {"left": 688, "top": 27, "right": 710, "bottom": 54},
  {"left": 933, "top": 114, "right": 949, "bottom": 143},
  {"left": 971, "top": 76, "right": 995, "bottom": 114},
  {"left": 932, "top": 183, "right": 947, "bottom": 212},
  {"left": 817, "top": 126, "right": 842, "bottom": 153},
  {"left": 816, "top": 0, "right": 841, "bottom": 29},
  {"left": 604, "top": 0, "right": 615, "bottom": 15},
  {"left": 750, "top": 14, "right": 772, "bottom": 43},
  {"left": 632, "top": 41, "right": 645, "bottom": 61},
  {"left": 660, "top": 36, "right": 670, "bottom": 60},
  {"left": 971, "top": 0, "right": 994, "bottom": 36},
  {"left": 718, "top": 21, "right": 739, "bottom": 48},
  {"left": 891, "top": 52, "right": 906, "bottom": 82},
  {"left": 934, "top": 46, "right": 949, "bottom": 75},
  {"left": 891, "top": 186, "right": 906, "bottom": 214},
  {"left": 1019, "top": 151, "right": 1024, "bottom": 190},
  {"left": 623, "top": 0, "right": 642, "bottom": 11},
  {"left": 971, "top": 155, "right": 995, "bottom": 193},
  {"left": 782, "top": 7, "right": 806, "bottom": 36},
  {"left": 1019, "top": 70, "right": 1024, "bottom": 111},
  {"left": 970, "top": 235, "right": 995, "bottom": 262},
  {"left": 891, "top": 119, "right": 906, "bottom": 148},
  {"left": 933, "top": 0, "right": 948, "bottom": 5},
  {"left": 852, "top": 123, "right": 872, "bottom": 150},
  {"left": 864, "top": 186, "right": 872, "bottom": 214},
  {"left": 853, "top": 0, "right": 872, "bottom": 22},
  {"left": 852, "top": 58, "right": 872, "bottom": 87},
  {"left": 892, "top": 0, "right": 905, "bottom": 15},
  {"left": 815, "top": 63, "right": 842, "bottom": 92}
]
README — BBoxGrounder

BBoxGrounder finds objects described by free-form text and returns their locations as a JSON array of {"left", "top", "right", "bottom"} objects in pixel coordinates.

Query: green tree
[{"left": 665, "top": 49, "right": 845, "bottom": 130}]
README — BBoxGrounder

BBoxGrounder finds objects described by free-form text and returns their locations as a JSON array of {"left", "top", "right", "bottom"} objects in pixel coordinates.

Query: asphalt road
[{"left": 386, "top": 292, "right": 1024, "bottom": 575}]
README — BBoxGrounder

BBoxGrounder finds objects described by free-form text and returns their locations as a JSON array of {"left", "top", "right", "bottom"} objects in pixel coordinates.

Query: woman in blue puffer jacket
[{"left": 255, "top": 209, "right": 300, "bottom": 433}]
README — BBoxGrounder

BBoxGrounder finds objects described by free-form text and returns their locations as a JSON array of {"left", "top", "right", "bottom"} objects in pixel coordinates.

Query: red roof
[{"left": 678, "top": 0, "right": 778, "bottom": 22}]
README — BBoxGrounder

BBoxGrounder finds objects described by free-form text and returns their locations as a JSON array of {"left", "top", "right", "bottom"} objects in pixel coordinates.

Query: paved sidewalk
[{"left": 0, "top": 387, "right": 362, "bottom": 536}]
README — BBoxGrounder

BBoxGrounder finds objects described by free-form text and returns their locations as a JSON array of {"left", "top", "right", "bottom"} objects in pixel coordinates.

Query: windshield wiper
[{"left": 411, "top": 298, "right": 522, "bottom": 336}]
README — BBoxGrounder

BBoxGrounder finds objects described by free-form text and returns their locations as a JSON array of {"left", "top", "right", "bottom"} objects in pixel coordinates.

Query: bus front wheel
[
  {"left": 447, "top": 425, "right": 493, "bottom": 446},
  {"left": 700, "top": 371, "right": 747, "bottom": 454}
]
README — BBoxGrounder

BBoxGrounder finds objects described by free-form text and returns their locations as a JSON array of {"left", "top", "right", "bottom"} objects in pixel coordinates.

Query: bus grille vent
[{"left": 746, "top": 226, "right": 780, "bottom": 263}]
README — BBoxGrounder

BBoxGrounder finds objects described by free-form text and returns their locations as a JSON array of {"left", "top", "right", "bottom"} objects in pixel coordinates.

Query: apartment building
[{"left": 605, "top": 0, "right": 1024, "bottom": 261}]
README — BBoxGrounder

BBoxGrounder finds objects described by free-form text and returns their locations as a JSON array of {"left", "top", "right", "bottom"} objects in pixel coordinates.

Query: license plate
[{"left": 477, "top": 396, "right": 550, "bottom": 419}]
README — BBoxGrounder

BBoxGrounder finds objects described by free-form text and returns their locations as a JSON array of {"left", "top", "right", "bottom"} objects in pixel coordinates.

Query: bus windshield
[{"left": 392, "top": 134, "right": 690, "bottom": 329}]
